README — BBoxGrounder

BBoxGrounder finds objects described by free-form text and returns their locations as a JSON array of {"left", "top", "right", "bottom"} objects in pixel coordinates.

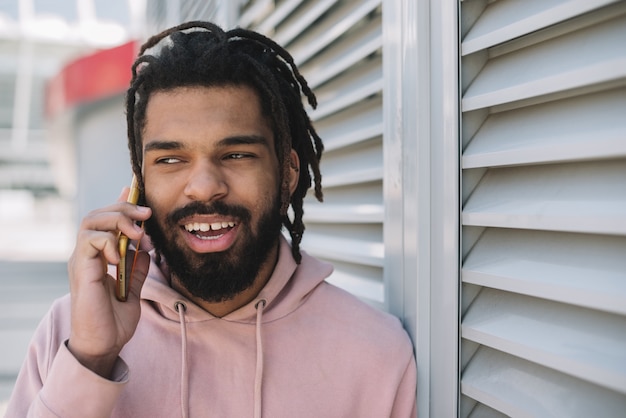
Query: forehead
[{"left": 142, "top": 85, "right": 274, "bottom": 150}]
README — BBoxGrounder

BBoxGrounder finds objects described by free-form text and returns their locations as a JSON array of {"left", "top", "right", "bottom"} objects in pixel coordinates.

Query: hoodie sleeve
[
  {"left": 390, "top": 351, "right": 418, "bottom": 418},
  {"left": 4, "top": 299, "right": 129, "bottom": 418}
]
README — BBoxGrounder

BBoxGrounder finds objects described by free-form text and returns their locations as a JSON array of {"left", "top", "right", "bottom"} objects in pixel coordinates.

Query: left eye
[
  {"left": 226, "top": 153, "right": 251, "bottom": 160},
  {"left": 157, "top": 157, "right": 181, "bottom": 164}
]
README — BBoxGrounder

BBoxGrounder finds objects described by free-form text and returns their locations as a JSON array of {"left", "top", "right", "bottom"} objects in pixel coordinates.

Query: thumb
[{"left": 126, "top": 250, "right": 151, "bottom": 301}]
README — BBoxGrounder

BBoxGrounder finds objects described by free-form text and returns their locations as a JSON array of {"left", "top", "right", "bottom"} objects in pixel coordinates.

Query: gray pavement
[{"left": 0, "top": 260, "right": 69, "bottom": 413}]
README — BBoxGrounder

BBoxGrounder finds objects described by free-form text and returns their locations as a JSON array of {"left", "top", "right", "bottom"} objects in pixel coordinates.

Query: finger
[
  {"left": 84, "top": 200, "right": 151, "bottom": 223},
  {"left": 126, "top": 250, "right": 151, "bottom": 301},
  {"left": 77, "top": 230, "right": 122, "bottom": 265},
  {"left": 81, "top": 206, "right": 151, "bottom": 240}
]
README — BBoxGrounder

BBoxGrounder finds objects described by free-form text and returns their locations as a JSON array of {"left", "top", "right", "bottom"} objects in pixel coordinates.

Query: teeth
[{"left": 184, "top": 221, "right": 236, "bottom": 232}]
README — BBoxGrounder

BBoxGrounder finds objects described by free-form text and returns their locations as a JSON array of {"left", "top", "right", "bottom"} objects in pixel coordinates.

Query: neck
[{"left": 171, "top": 242, "right": 279, "bottom": 318}]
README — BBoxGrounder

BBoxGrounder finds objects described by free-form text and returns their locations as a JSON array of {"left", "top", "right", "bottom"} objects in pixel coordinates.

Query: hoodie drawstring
[
  {"left": 173, "top": 299, "right": 266, "bottom": 418},
  {"left": 254, "top": 299, "right": 266, "bottom": 418},
  {"left": 175, "top": 301, "right": 189, "bottom": 418}
]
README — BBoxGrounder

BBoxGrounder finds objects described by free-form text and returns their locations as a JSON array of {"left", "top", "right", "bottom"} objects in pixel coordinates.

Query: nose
[{"left": 183, "top": 162, "right": 228, "bottom": 202}]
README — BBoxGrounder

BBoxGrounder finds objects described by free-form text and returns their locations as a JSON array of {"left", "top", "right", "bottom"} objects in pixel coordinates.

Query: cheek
[
  {"left": 143, "top": 189, "right": 170, "bottom": 222},
  {"left": 144, "top": 173, "right": 179, "bottom": 206},
  {"left": 255, "top": 174, "right": 281, "bottom": 207}
]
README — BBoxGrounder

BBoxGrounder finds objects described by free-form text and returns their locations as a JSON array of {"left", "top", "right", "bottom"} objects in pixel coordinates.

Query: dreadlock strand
[{"left": 228, "top": 28, "right": 317, "bottom": 110}]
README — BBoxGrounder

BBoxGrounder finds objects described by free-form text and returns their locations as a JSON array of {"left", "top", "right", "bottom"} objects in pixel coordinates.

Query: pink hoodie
[{"left": 6, "top": 237, "right": 417, "bottom": 417}]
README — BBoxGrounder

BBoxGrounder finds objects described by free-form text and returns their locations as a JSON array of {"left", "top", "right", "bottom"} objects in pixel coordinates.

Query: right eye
[{"left": 156, "top": 157, "right": 182, "bottom": 164}]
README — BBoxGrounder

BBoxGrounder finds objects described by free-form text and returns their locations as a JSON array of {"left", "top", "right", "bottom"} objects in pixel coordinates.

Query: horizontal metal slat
[
  {"left": 315, "top": 97, "right": 382, "bottom": 152},
  {"left": 319, "top": 137, "right": 383, "bottom": 187},
  {"left": 272, "top": 0, "right": 339, "bottom": 47},
  {"left": 318, "top": 181, "right": 381, "bottom": 202},
  {"left": 325, "top": 260, "right": 384, "bottom": 305},
  {"left": 305, "top": 181, "right": 382, "bottom": 222},
  {"left": 321, "top": 166, "right": 382, "bottom": 188},
  {"left": 461, "top": 0, "right": 617, "bottom": 55},
  {"left": 310, "top": 56, "right": 383, "bottom": 120},
  {"left": 462, "top": 160, "right": 626, "bottom": 235},
  {"left": 462, "top": 288, "right": 626, "bottom": 393},
  {"left": 287, "top": 0, "right": 381, "bottom": 66},
  {"left": 462, "top": 88, "right": 626, "bottom": 169},
  {"left": 301, "top": 232, "right": 383, "bottom": 267},
  {"left": 254, "top": 0, "right": 304, "bottom": 34},
  {"left": 462, "top": 13, "right": 626, "bottom": 111},
  {"left": 461, "top": 346, "right": 626, "bottom": 417},
  {"left": 462, "top": 229, "right": 626, "bottom": 316},
  {"left": 303, "top": 202, "right": 383, "bottom": 223},
  {"left": 300, "top": 15, "right": 382, "bottom": 89}
]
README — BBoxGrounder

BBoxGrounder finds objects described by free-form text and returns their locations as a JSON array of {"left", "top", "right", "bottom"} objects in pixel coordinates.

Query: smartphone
[{"left": 116, "top": 175, "right": 140, "bottom": 301}]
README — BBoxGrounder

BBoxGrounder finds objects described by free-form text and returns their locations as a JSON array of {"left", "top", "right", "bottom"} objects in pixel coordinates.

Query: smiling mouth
[{"left": 183, "top": 221, "right": 236, "bottom": 240}]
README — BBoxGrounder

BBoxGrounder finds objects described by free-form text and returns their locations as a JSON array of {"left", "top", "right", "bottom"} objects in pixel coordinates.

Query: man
[{"left": 7, "top": 21, "right": 416, "bottom": 417}]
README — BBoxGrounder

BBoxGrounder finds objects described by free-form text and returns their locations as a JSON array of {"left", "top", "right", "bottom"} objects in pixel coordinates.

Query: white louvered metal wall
[
  {"left": 239, "top": 0, "right": 387, "bottom": 309},
  {"left": 460, "top": 1, "right": 626, "bottom": 416}
]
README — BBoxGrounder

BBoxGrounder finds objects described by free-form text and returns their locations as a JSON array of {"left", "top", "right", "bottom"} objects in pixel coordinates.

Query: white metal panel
[
  {"left": 463, "top": 229, "right": 626, "bottom": 316},
  {"left": 463, "top": 88, "right": 626, "bottom": 168},
  {"left": 461, "top": 1, "right": 626, "bottom": 416},
  {"left": 461, "top": 0, "right": 620, "bottom": 55},
  {"left": 298, "top": 14, "right": 382, "bottom": 89},
  {"left": 463, "top": 9, "right": 626, "bottom": 111},
  {"left": 462, "top": 347, "right": 626, "bottom": 417},
  {"left": 463, "top": 288, "right": 626, "bottom": 392},
  {"left": 383, "top": 0, "right": 461, "bottom": 415},
  {"left": 240, "top": 0, "right": 386, "bottom": 308},
  {"left": 463, "top": 161, "right": 626, "bottom": 235},
  {"left": 283, "top": 0, "right": 380, "bottom": 65},
  {"left": 264, "top": 0, "right": 339, "bottom": 46}
]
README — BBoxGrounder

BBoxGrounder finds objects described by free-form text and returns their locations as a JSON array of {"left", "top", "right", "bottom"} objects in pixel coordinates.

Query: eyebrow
[
  {"left": 216, "top": 135, "right": 270, "bottom": 148},
  {"left": 143, "top": 135, "right": 270, "bottom": 153},
  {"left": 143, "top": 140, "right": 183, "bottom": 153}
]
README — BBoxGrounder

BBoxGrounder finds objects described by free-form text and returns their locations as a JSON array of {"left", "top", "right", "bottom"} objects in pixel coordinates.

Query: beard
[{"left": 144, "top": 196, "right": 283, "bottom": 303}]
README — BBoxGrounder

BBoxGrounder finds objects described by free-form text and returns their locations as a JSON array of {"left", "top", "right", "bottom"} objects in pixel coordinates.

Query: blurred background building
[
  {"left": 2, "top": 0, "right": 626, "bottom": 416},
  {"left": 0, "top": 0, "right": 133, "bottom": 261},
  {"left": 0, "top": 1, "right": 144, "bottom": 407}
]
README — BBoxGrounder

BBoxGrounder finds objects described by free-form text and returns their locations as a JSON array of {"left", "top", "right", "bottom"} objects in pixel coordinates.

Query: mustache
[{"left": 167, "top": 201, "right": 252, "bottom": 225}]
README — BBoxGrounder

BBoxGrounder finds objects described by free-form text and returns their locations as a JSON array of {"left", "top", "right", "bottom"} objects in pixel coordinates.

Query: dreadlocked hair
[{"left": 125, "top": 21, "right": 323, "bottom": 263}]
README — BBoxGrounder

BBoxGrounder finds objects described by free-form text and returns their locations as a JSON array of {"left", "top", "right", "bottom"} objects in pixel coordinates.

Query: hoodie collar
[{"left": 140, "top": 235, "right": 333, "bottom": 324}]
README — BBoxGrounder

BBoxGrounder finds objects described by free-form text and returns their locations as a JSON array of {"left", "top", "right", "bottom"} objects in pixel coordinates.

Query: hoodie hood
[{"left": 139, "top": 235, "right": 334, "bottom": 324}]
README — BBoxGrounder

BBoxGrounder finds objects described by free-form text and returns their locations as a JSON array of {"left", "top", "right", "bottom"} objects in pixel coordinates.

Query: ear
[{"left": 288, "top": 149, "right": 300, "bottom": 196}]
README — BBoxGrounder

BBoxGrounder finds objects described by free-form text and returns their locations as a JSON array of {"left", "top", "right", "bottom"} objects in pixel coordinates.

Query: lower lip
[{"left": 180, "top": 225, "right": 239, "bottom": 253}]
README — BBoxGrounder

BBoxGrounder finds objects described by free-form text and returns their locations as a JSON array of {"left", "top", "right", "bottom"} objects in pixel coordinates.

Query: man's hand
[{"left": 67, "top": 187, "right": 152, "bottom": 378}]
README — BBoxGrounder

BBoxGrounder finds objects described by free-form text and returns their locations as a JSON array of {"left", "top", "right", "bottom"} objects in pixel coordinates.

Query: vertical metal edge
[
  {"left": 383, "top": 0, "right": 434, "bottom": 416},
  {"left": 430, "top": 0, "right": 461, "bottom": 416},
  {"left": 382, "top": 0, "right": 405, "bottom": 319}
]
